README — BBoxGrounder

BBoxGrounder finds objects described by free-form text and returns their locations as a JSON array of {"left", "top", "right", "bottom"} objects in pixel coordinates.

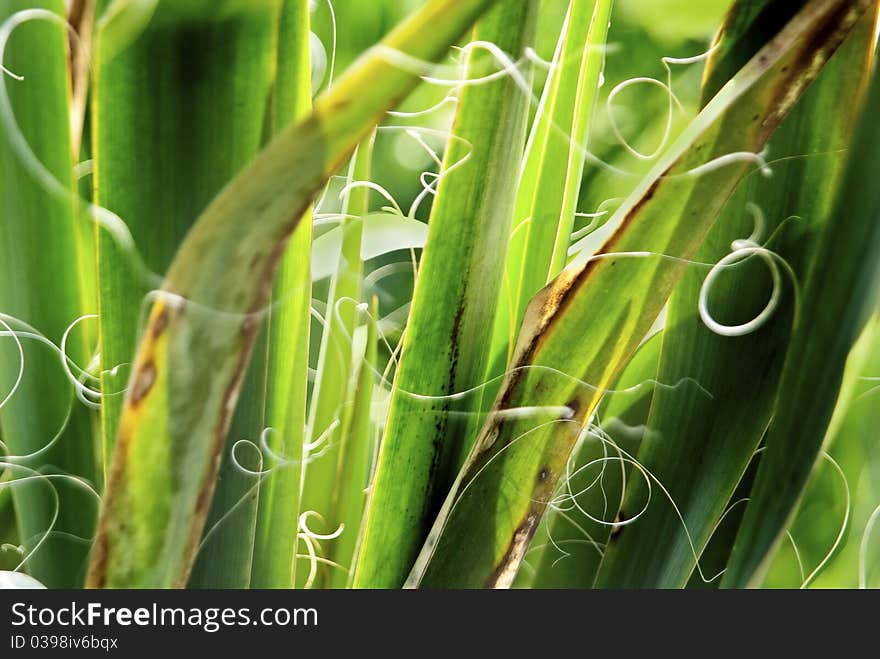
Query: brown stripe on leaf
[
  {"left": 485, "top": 512, "right": 538, "bottom": 588},
  {"left": 175, "top": 222, "right": 297, "bottom": 587}
]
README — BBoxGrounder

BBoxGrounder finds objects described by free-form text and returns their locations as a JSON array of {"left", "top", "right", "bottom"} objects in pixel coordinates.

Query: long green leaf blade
[
  {"left": 722, "top": 42, "right": 880, "bottom": 589},
  {"left": 776, "top": 317, "right": 880, "bottom": 588},
  {"left": 299, "top": 132, "right": 374, "bottom": 589},
  {"left": 354, "top": 0, "right": 539, "bottom": 589},
  {"left": 491, "top": 0, "right": 612, "bottom": 371},
  {"left": 190, "top": 0, "right": 316, "bottom": 589},
  {"left": 248, "top": 0, "right": 314, "bottom": 590},
  {"left": 92, "top": 0, "right": 284, "bottom": 460},
  {"left": 0, "top": 0, "right": 98, "bottom": 587},
  {"left": 328, "top": 297, "right": 379, "bottom": 589},
  {"left": 91, "top": 0, "right": 290, "bottom": 590}
]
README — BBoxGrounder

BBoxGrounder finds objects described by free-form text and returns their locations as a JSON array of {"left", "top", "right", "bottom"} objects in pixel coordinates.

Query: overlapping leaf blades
[
  {"left": 407, "top": 0, "right": 872, "bottom": 588},
  {"left": 354, "top": 0, "right": 539, "bottom": 589},
  {"left": 723, "top": 36, "right": 880, "bottom": 588},
  {"left": 595, "top": 2, "right": 878, "bottom": 589},
  {"left": 85, "top": 0, "right": 500, "bottom": 588},
  {"left": 1, "top": 0, "right": 876, "bottom": 592},
  {"left": 0, "top": 0, "right": 97, "bottom": 588}
]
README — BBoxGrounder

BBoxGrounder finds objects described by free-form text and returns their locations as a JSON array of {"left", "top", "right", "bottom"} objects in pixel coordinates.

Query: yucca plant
[{"left": 0, "top": 0, "right": 878, "bottom": 590}]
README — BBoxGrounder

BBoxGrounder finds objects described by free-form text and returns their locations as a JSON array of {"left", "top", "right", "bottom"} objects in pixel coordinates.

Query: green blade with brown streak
[
  {"left": 406, "top": 0, "right": 872, "bottom": 589},
  {"left": 85, "top": 0, "right": 501, "bottom": 588},
  {"left": 354, "top": 0, "right": 539, "bottom": 589}
]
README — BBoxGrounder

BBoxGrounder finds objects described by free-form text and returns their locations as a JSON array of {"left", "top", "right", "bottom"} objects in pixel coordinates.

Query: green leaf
[
  {"left": 593, "top": 2, "right": 877, "bottom": 589},
  {"left": 354, "top": 0, "right": 539, "bottom": 589},
  {"left": 722, "top": 44, "right": 880, "bottom": 589},
  {"left": 92, "top": 0, "right": 285, "bottom": 461},
  {"left": 490, "top": 0, "right": 612, "bottom": 372},
  {"left": 86, "top": 0, "right": 501, "bottom": 588},
  {"left": 522, "top": 332, "right": 662, "bottom": 588},
  {"left": 91, "top": 0, "right": 292, "bottom": 590},
  {"left": 407, "top": 0, "right": 871, "bottom": 589},
  {"left": 328, "top": 297, "right": 380, "bottom": 589},
  {"left": 193, "top": 0, "right": 315, "bottom": 590},
  {"left": 781, "top": 317, "right": 880, "bottom": 588},
  {"left": 248, "top": 0, "right": 313, "bottom": 590},
  {"left": 0, "top": 0, "right": 98, "bottom": 587},
  {"left": 299, "top": 133, "right": 374, "bottom": 589}
]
